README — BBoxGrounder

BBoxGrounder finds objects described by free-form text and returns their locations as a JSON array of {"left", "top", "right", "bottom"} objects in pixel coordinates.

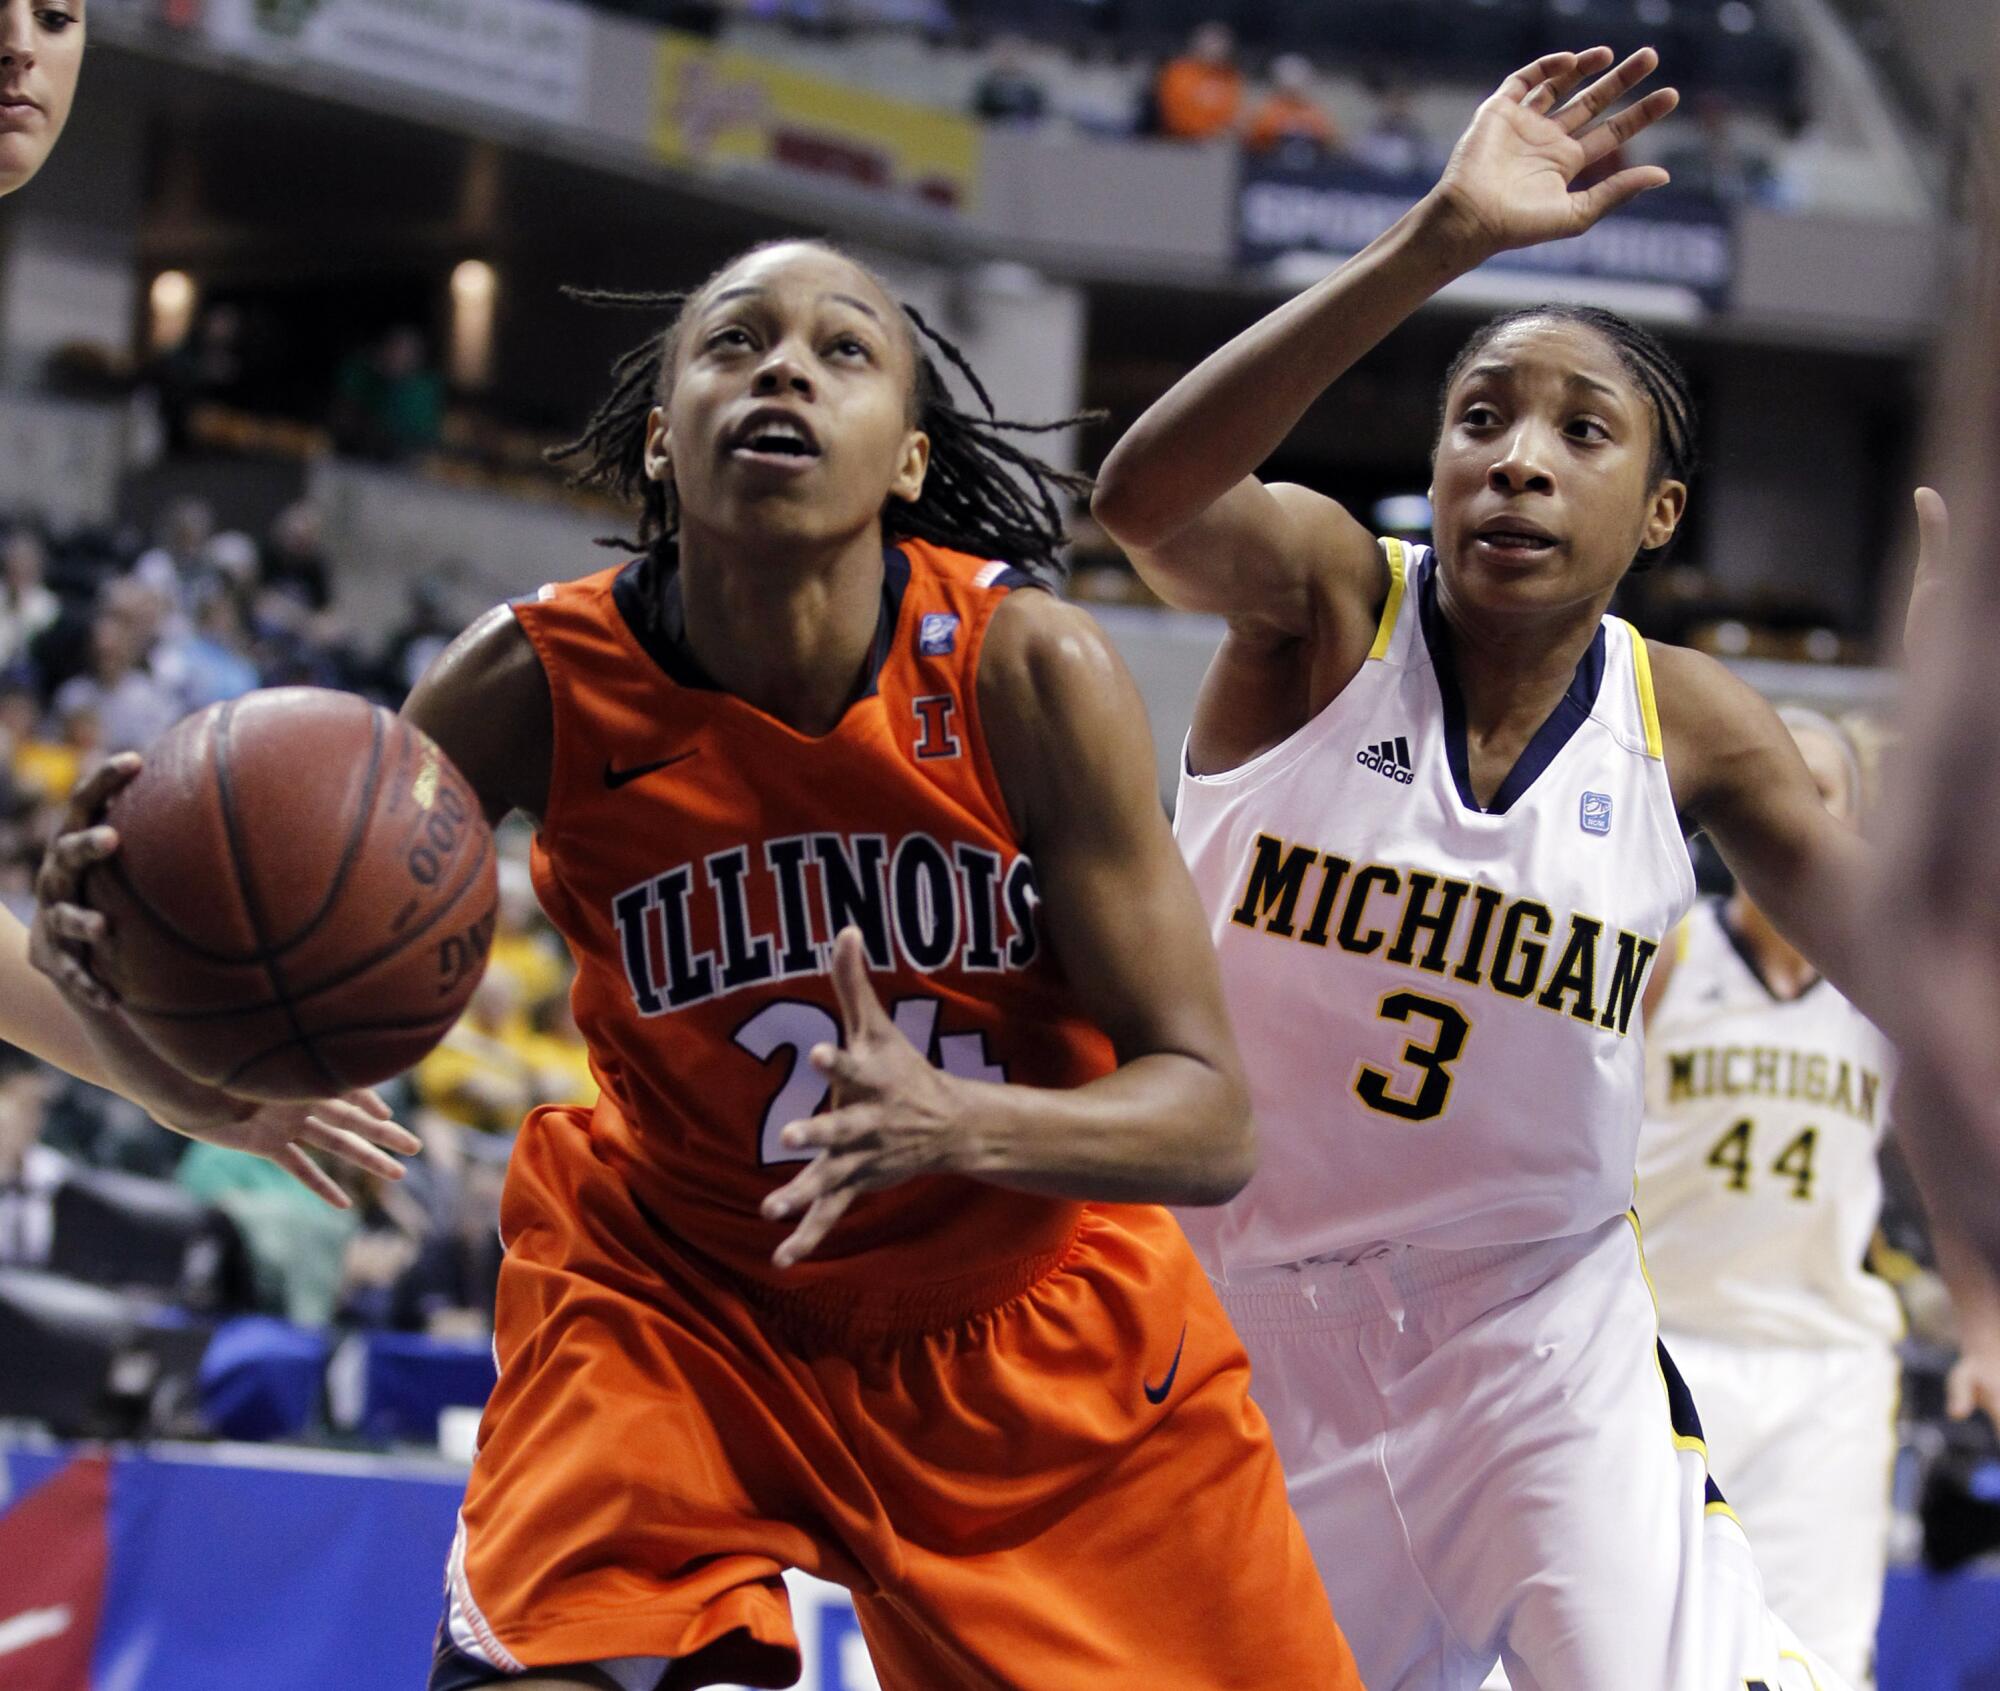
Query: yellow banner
[{"left": 654, "top": 34, "right": 980, "bottom": 214}]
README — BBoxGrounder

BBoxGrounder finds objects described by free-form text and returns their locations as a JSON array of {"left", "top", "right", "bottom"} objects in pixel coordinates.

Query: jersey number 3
[{"left": 1354, "top": 990, "right": 1470, "bottom": 1123}]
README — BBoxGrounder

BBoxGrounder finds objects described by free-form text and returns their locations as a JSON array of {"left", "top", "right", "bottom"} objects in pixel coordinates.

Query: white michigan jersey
[
  {"left": 1175, "top": 540, "right": 1695, "bottom": 1271},
  {"left": 1635, "top": 896, "right": 1901, "bottom": 1348}
]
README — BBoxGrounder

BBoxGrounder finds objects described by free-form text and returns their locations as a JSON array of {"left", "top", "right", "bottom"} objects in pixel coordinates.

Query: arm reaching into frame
[{"left": 22, "top": 756, "right": 421, "bottom": 1208}]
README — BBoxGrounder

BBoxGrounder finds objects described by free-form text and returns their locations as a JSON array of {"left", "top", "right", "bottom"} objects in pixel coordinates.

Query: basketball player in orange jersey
[
  {"left": 365, "top": 238, "right": 1359, "bottom": 1690},
  {"left": 0, "top": 0, "right": 417, "bottom": 1203}
]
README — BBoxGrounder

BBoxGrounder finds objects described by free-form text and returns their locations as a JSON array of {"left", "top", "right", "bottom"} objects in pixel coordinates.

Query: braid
[
  {"left": 545, "top": 285, "right": 690, "bottom": 558},
  {"left": 893, "top": 305, "right": 1097, "bottom": 584},
  {"left": 547, "top": 245, "right": 1098, "bottom": 583},
  {"left": 1437, "top": 303, "right": 1699, "bottom": 567}
]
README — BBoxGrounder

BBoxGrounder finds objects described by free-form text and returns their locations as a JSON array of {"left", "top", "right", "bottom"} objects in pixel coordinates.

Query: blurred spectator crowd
[
  {"left": 977, "top": 19, "right": 1791, "bottom": 203},
  {"left": 0, "top": 492, "right": 596, "bottom": 1444},
  {"left": 0, "top": 495, "right": 465, "bottom": 912},
  {"left": 596, "top": 0, "right": 1804, "bottom": 199},
  {"left": 602, "top": 0, "right": 1800, "bottom": 113}
]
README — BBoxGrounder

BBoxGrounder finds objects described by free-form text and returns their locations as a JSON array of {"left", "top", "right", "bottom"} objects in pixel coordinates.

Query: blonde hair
[{"left": 1775, "top": 703, "right": 1863, "bottom": 818}]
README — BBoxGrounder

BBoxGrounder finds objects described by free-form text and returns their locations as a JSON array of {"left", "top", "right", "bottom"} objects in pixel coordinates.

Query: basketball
[{"left": 85, "top": 688, "right": 498, "bottom": 1099}]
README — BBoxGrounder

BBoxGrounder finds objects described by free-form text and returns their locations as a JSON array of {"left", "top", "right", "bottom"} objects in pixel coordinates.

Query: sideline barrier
[
  {"left": 0, "top": 1439, "right": 1989, "bottom": 1689},
  {"left": 0, "top": 1442, "right": 875, "bottom": 1690}
]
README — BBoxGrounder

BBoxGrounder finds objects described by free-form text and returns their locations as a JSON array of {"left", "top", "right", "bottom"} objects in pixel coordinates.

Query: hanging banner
[
  {"left": 204, "top": 0, "right": 592, "bottom": 126},
  {"left": 1238, "top": 160, "right": 1735, "bottom": 315},
  {"left": 653, "top": 32, "right": 980, "bottom": 213}
]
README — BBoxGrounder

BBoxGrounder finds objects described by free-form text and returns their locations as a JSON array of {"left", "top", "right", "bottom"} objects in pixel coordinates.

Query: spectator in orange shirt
[
  {"left": 1155, "top": 22, "right": 1242, "bottom": 142},
  {"left": 1245, "top": 54, "right": 1339, "bottom": 165}
]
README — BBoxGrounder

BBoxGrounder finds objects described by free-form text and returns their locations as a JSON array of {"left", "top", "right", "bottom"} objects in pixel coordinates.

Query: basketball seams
[
  {"left": 106, "top": 688, "right": 499, "bottom": 1097},
  {"left": 92, "top": 856, "right": 268, "bottom": 969},
  {"left": 261, "top": 697, "right": 389, "bottom": 952},
  {"left": 218, "top": 1009, "right": 465, "bottom": 1093},
  {"left": 113, "top": 816, "right": 495, "bottom": 1021},
  {"left": 98, "top": 700, "right": 387, "bottom": 970},
  {"left": 213, "top": 697, "right": 346, "bottom": 1093},
  {"left": 288, "top": 803, "right": 494, "bottom": 1007}
]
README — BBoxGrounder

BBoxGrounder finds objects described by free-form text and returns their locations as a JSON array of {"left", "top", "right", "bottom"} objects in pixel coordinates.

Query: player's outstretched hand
[
  {"left": 155, "top": 1088, "right": 422, "bottom": 1210},
  {"left": 763, "top": 926, "right": 969, "bottom": 1269},
  {"left": 1903, "top": 485, "right": 1951, "bottom": 658},
  {"left": 1428, "top": 46, "right": 1678, "bottom": 267},
  {"left": 1948, "top": 1337, "right": 2000, "bottom": 1428},
  {"left": 29, "top": 751, "right": 141, "bottom": 1012}
]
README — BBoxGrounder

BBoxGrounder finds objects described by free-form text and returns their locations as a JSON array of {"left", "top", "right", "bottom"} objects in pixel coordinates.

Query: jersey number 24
[{"left": 737, "top": 996, "right": 1008, "bottom": 1165}]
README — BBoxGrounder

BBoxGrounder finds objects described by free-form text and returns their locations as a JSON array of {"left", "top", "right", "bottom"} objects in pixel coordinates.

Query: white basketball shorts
[
  {"left": 1216, "top": 1213, "right": 1852, "bottom": 1691},
  {"left": 1661, "top": 1331, "right": 1896, "bottom": 1687}
]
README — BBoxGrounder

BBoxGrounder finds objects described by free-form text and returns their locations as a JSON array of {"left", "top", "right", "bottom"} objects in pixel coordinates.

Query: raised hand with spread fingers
[{"left": 1429, "top": 47, "right": 1680, "bottom": 264}]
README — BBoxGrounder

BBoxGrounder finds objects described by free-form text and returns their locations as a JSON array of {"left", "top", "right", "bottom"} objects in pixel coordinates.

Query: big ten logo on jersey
[
  {"left": 611, "top": 832, "right": 1041, "bottom": 1017},
  {"left": 912, "top": 695, "right": 961, "bottom": 761}
]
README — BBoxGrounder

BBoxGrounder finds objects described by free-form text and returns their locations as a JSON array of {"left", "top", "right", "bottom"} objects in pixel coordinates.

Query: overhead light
[
  {"left": 449, "top": 260, "right": 498, "bottom": 389},
  {"left": 148, "top": 271, "right": 196, "bottom": 351},
  {"left": 451, "top": 259, "right": 497, "bottom": 303}
]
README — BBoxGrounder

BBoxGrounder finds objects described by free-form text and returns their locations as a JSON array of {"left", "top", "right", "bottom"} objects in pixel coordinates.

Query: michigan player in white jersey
[
  {"left": 1096, "top": 45, "right": 1877, "bottom": 1691},
  {"left": 1636, "top": 709, "right": 1893, "bottom": 1683}
]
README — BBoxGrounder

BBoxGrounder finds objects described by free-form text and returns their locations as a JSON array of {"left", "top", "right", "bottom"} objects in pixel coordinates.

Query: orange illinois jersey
[{"left": 512, "top": 539, "right": 1116, "bottom": 1306}]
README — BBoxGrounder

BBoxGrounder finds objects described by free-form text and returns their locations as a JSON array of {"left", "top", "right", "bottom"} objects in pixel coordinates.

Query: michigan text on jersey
[
  {"left": 1228, "top": 832, "right": 1659, "bottom": 1036},
  {"left": 1663, "top": 1045, "right": 1881, "bottom": 1126}
]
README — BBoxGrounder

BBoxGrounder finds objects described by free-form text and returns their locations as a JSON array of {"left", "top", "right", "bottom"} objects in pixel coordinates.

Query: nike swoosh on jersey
[
  {"left": 603, "top": 750, "right": 698, "bottom": 789},
  {"left": 1144, "top": 1322, "right": 1188, "bottom": 1405}
]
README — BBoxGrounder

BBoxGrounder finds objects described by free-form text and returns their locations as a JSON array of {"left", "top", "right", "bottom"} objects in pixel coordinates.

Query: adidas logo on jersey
[{"left": 1357, "top": 735, "right": 1415, "bottom": 784}]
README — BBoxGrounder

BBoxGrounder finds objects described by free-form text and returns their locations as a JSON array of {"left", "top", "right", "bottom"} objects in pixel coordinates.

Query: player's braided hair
[
  {"left": 1436, "top": 303, "right": 1699, "bottom": 567},
  {"left": 548, "top": 242, "right": 1097, "bottom": 585}
]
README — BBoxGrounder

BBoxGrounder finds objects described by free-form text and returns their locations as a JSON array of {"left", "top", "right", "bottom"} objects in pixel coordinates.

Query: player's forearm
[
  {"left": 66, "top": 1000, "right": 265, "bottom": 1133},
  {"left": 1092, "top": 197, "right": 1474, "bottom": 553},
  {"left": 952, "top": 1052, "right": 1254, "bottom": 1207},
  {"left": 1718, "top": 820, "right": 1882, "bottom": 1021},
  {"left": 1935, "top": 1215, "right": 2000, "bottom": 1347},
  {"left": 0, "top": 904, "right": 119, "bottom": 1087},
  {"left": 0, "top": 907, "right": 254, "bottom": 1128}
]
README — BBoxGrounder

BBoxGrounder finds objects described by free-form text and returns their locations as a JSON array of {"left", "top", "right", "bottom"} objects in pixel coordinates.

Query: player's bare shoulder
[
  {"left": 976, "top": 587, "right": 1152, "bottom": 846},
  {"left": 1191, "top": 493, "right": 1392, "bottom": 776},
  {"left": 980, "top": 585, "right": 1125, "bottom": 710},
  {"left": 402, "top": 604, "right": 554, "bottom": 827},
  {"left": 1644, "top": 638, "right": 1794, "bottom": 824},
  {"left": 1266, "top": 481, "right": 1392, "bottom": 647}
]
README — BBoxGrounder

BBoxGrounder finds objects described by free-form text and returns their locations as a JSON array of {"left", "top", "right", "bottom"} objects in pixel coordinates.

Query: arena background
[{"left": 0, "top": 1, "right": 1994, "bottom": 1686}]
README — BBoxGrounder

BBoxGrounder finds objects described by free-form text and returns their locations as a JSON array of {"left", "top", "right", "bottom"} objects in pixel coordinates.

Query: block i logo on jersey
[
  {"left": 917, "top": 613, "right": 959, "bottom": 656},
  {"left": 1357, "top": 735, "right": 1415, "bottom": 784},
  {"left": 1579, "top": 791, "right": 1613, "bottom": 835}
]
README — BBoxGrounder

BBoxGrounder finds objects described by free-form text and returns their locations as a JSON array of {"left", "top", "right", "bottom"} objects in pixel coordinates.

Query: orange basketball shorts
[{"left": 432, "top": 1104, "right": 1360, "bottom": 1690}]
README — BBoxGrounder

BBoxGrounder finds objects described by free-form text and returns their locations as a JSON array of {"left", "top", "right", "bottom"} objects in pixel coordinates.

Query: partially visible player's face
[
  {"left": 1430, "top": 319, "right": 1684, "bottom": 618},
  {"left": 1792, "top": 724, "right": 1857, "bottom": 823},
  {"left": 0, "top": 0, "right": 85, "bottom": 199},
  {"left": 648, "top": 243, "right": 930, "bottom": 556}
]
